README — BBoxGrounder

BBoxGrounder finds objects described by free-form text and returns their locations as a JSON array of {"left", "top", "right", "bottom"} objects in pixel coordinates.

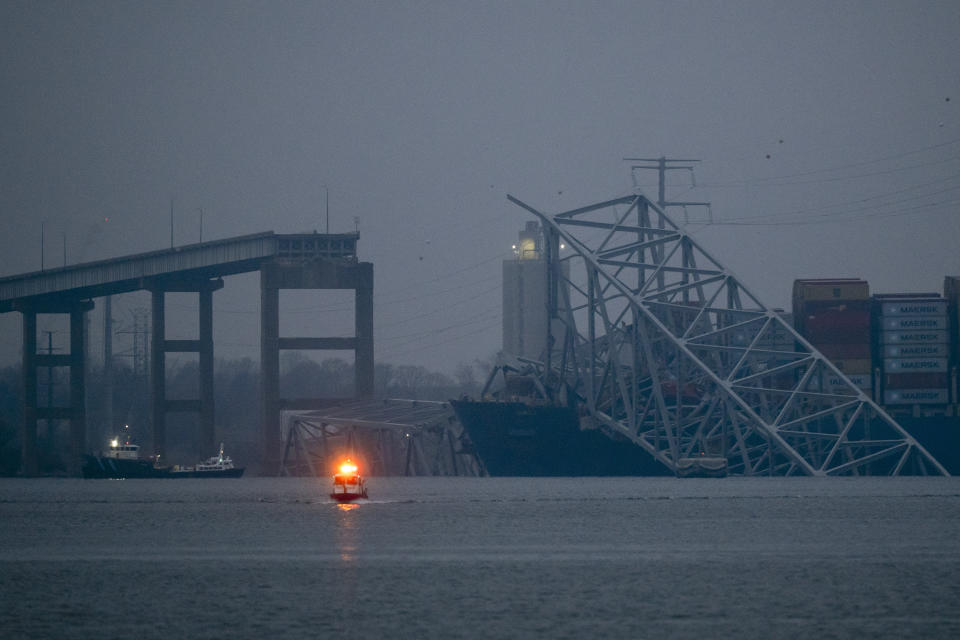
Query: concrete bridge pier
[
  {"left": 259, "top": 258, "right": 374, "bottom": 469},
  {"left": 18, "top": 299, "right": 94, "bottom": 476},
  {"left": 148, "top": 277, "right": 223, "bottom": 462}
]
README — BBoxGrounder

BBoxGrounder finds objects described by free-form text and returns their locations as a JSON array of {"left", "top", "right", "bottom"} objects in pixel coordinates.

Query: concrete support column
[
  {"left": 69, "top": 307, "right": 86, "bottom": 476},
  {"left": 100, "top": 295, "right": 113, "bottom": 458},
  {"left": 147, "top": 279, "right": 220, "bottom": 461},
  {"left": 199, "top": 288, "right": 214, "bottom": 454},
  {"left": 260, "top": 276, "right": 280, "bottom": 466},
  {"left": 18, "top": 299, "right": 92, "bottom": 476},
  {"left": 355, "top": 279, "right": 374, "bottom": 397},
  {"left": 151, "top": 289, "right": 166, "bottom": 460},
  {"left": 257, "top": 255, "right": 373, "bottom": 474},
  {"left": 21, "top": 311, "right": 38, "bottom": 477}
]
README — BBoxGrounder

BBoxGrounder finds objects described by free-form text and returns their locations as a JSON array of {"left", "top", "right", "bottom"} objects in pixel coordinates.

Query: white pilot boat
[{"left": 170, "top": 443, "right": 245, "bottom": 478}]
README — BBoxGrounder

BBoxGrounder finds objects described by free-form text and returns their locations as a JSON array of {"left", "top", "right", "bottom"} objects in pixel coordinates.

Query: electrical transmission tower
[
  {"left": 130, "top": 308, "right": 150, "bottom": 379},
  {"left": 504, "top": 187, "right": 947, "bottom": 476},
  {"left": 115, "top": 308, "right": 149, "bottom": 376},
  {"left": 625, "top": 156, "right": 712, "bottom": 224}
]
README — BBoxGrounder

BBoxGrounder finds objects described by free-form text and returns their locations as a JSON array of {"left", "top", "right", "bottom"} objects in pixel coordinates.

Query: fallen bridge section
[{"left": 279, "top": 399, "right": 486, "bottom": 477}]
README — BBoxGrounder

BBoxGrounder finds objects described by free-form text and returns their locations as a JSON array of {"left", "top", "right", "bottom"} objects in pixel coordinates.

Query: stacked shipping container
[
  {"left": 873, "top": 293, "right": 950, "bottom": 405},
  {"left": 792, "top": 279, "right": 872, "bottom": 394},
  {"left": 731, "top": 310, "right": 794, "bottom": 350},
  {"left": 786, "top": 276, "right": 960, "bottom": 420},
  {"left": 943, "top": 276, "right": 960, "bottom": 403}
]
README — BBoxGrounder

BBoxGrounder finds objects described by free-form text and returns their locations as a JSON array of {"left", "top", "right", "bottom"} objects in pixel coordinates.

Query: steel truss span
[
  {"left": 278, "top": 400, "right": 484, "bottom": 477},
  {"left": 508, "top": 193, "right": 947, "bottom": 476}
]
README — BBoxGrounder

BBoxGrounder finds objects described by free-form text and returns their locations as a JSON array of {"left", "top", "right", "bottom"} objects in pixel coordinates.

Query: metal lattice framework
[
  {"left": 278, "top": 399, "right": 485, "bottom": 477},
  {"left": 508, "top": 193, "right": 948, "bottom": 476}
]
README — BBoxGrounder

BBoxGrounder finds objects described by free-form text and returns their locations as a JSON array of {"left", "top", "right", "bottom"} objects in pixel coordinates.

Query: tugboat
[
  {"left": 169, "top": 443, "right": 245, "bottom": 478},
  {"left": 329, "top": 459, "right": 368, "bottom": 502},
  {"left": 82, "top": 435, "right": 170, "bottom": 479}
]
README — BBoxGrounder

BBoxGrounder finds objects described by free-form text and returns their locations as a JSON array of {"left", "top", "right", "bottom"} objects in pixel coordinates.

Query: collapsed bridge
[
  {"left": 279, "top": 398, "right": 485, "bottom": 477},
  {"left": 503, "top": 192, "right": 947, "bottom": 476}
]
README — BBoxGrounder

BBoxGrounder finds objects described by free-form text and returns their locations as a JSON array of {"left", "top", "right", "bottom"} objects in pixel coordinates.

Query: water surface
[{"left": 2, "top": 477, "right": 959, "bottom": 639}]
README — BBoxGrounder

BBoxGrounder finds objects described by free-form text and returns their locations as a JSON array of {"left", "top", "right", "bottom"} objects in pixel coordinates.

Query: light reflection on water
[{"left": 336, "top": 501, "right": 359, "bottom": 561}]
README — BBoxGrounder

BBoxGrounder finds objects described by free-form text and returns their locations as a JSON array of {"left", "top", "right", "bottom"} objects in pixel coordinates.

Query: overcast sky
[{"left": 1, "top": 0, "right": 958, "bottom": 374}]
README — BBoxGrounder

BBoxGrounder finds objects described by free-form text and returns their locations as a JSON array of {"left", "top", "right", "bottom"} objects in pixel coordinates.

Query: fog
[{"left": 1, "top": 1, "right": 958, "bottom": 374}]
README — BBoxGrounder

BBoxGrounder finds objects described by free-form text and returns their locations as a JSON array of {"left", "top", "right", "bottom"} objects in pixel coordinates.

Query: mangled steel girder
[{"left": 508, "top": 193, "right": 947, "bottom": 476}]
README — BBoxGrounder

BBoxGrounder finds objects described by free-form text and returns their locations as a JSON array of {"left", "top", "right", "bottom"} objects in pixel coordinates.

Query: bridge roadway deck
[{"left": 0, "top": 231, "right": 359, "bottom": 311}]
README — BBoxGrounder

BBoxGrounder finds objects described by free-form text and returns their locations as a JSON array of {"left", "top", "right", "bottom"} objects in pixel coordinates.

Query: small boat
[
  {"left": 330, "top": 459, "right": 368, "bottom": 502},
  {"left": 170, "top": 443, "right": 245, "bottom": 478}
]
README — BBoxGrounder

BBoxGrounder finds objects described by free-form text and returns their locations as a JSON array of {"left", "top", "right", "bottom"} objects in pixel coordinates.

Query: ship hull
[
  {"left": 81, "top": 455, "right": 170, "bottom": 479},
  {"left": 452, "top": 401, "right": 959, "bottom": 476},
  {"left": 169, "top": 468, "right": 245, "bottom": 478},
  {"left": 894, "top": 415, "right": 960, "bottom": 475},
  {"left": 451, "top": 400, "right": 668, "bottom": 476},
  {"left": 330, "top": 492, "right": 367, "bottom": 502}
]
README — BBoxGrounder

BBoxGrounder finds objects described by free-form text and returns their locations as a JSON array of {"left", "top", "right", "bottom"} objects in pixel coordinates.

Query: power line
[
  {"left": 700, "top": 138, "right": 960, "bottom": 189},
  {"left": 715, "top": 176, "right": 960, "bottom": 224},
  {"left": 377, "top": 314, "right": 501, "bottom": 362},
  {"left": 379, "top": 308, "right": 501, "bottom": 347},
  {"left": 379, "top": 281, "right": 502, "bottom": 333},
  {"left": 713, "top": 196, "right": 960, "bottom": 227},
  {"left": 729, "top": 155, "right": 959, "bottom": 189}
]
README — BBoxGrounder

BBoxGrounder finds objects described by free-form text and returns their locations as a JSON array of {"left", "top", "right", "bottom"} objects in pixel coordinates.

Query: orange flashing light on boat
[{"left": 330, "top": 458, "right": 368, "bottom": 503}]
